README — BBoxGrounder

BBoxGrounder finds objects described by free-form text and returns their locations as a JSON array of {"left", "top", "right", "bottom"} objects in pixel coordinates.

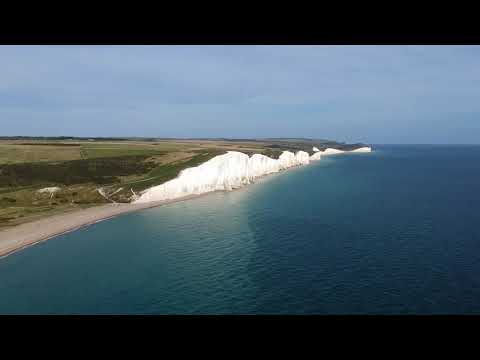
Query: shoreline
[{"left": 0, "top": 194, "right": 203, "bottom": 259}]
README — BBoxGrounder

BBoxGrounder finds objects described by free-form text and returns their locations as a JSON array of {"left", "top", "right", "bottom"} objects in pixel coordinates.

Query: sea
[{"left": 1, "top": 145, "right": 480, "bottom": 314}]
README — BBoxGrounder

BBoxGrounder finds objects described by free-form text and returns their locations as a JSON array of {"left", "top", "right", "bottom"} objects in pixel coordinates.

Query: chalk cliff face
[
  {"left": 321, "top": 146, "right": 372, "bottom": 155},
  {"left": 249, "top": 153, "right": 281, "bottom": 177},
  {"left": 133, "top": 147, "right": 371, "bottom": 204},
  {"left": 295, "top": 151, "right": 310, "bottom": 165},
  {"left": 135, "top": 150, "right": 309, "bottom": 203},
  {"left": 312, "top": 147, "right": 320, "bottom": 152},
  {"left": 351, "top": 146, "right": 372, "bottom": 153},
  {"left": 322, "top": 148, "right": 346, "bottom": 155},
  {"left": 278, "top": 151, "right": 297, "bottom": 169}
]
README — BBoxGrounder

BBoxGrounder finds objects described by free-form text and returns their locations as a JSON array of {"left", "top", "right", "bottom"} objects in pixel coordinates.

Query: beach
[{"left": 0, "top": 195, "right": 201, "bottom": 259}]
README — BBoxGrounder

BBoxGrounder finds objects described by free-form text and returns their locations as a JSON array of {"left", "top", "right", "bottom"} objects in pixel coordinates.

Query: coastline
[
  {"left": 0, "top": 147, "right": 371, "bottom": 259},
  {"left": 0, "top": 161, "right": 306, "bottom": 259},
  {"left": 0, "top": 194, "right": 202, "bottom": 259}
]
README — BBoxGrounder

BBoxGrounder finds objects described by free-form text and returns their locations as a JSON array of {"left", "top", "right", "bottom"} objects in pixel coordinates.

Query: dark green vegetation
[
  {"left": 18, "top": 143, "right": 82, "bottom": 146},
  {"left": 0, "top": 137, "right": 369, "bottom": 228},
  {"left": 0, "top": 156, "right": 158, "bottom": 187}
]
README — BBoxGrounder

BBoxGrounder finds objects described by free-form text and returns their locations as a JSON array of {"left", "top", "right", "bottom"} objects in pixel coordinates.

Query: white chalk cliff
[
  {"left": 133, "top": 146, "right": 372, "bottom": 204},
  {"left": 321, "top": 148, "right": 346, "bottom": 155},
  {"left": 321, "top": 146, "right": 372, "bottom": 155},
  {"left": 351, "top": 147, "right": 372, "bottom": 153}
]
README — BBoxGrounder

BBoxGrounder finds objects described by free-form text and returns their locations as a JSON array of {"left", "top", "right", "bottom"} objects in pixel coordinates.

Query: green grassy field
[{"left": 0, "top": 143, "right": 82, "bottom": 164}]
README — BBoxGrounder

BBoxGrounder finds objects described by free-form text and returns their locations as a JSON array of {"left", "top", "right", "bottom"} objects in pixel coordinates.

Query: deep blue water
[{"left": 1, "top": 145, "right": 480, "bottom": 314}]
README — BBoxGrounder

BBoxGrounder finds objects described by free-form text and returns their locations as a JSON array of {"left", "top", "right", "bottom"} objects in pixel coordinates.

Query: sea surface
[{"left": 1, "top": 145, "right": 480, "bottom": 314}]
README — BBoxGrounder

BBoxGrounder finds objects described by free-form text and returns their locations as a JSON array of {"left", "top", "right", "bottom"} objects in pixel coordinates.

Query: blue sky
[{"left": 1, "top": 45, "right": 479, "bottom": 144}]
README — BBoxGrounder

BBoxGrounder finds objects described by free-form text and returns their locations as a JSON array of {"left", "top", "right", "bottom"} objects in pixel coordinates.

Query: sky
[{"left": 1, "top": 45, "right": 479, "bottom": 144}]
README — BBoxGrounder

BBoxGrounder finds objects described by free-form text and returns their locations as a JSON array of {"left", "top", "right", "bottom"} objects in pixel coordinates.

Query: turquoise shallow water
[{"left": 1, "top": 145, "right": 480, "bottom": 314}]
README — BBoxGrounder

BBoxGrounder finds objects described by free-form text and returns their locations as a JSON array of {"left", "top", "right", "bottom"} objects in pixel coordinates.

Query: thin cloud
[{"left": 0, "top": 45, "right": 479, "bottom": 143}]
